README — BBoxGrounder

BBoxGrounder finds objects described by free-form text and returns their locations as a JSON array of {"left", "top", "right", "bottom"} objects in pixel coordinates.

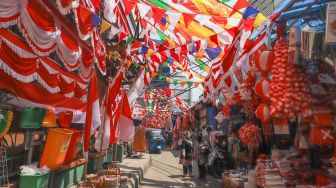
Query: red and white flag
[
  {"left": 84, "top": 72, "right": 101, "bottom": 159},
  {"left": 118, "top": 92, "right": 135, "bottom": 142}
]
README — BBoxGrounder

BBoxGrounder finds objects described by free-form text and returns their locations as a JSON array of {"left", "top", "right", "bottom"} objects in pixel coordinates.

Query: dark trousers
[
  {"left": 183, "top": 165, "right": 192, "bottom": 174},
  {"left": 198, "top": 162, "right": 206, "bottom": 178}
]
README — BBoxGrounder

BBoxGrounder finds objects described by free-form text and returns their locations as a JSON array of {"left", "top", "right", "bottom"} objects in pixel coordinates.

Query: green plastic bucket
[{"left": 19, "top": 173, "right": 49, "bottom": 188}]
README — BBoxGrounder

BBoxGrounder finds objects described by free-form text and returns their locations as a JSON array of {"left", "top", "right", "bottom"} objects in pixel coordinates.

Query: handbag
[
  {"left": 42, "top": 108, "right": 57, "bottom": 128},
  {"left": 58, "top": 111, "right": 73, "bottom": 128},
  {"left": 20, "top": 107, "right": 46, "bottom": 128}
]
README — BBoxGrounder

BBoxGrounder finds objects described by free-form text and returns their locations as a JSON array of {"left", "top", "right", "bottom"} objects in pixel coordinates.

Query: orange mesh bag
[{"left": 42, "top": 108, "right": 57, "bottom": 128}]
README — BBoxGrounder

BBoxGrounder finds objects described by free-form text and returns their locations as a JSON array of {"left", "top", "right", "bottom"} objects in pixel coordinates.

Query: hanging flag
[
  {"left": 182, "top": 13, "right": 196, "bottom": 27},
  {"left": 194, "top": 82, "right": 200, "bottom": 87},
  {"left": 152, "top": 7, "right": 166, "bottom": 23},
  {"left": 84, "top": 72, "right": 101, "bottom": 158},
  {"left": 230, "top": 0, "right": 250, "bottom": 16},
  {"left": 137, "top": 3, "right": 151, "bottom": 18},
  {"left": 100, "top": 19, "right": 111, "bottom": 33},
  {"left": 209, "top": 34, "right": 219, "bottom": 47},
  {"left": 108, "top": 24, "right": 120, "bottom": 39},
  {"left": 92, "top": 14, "right": 102, "bottom": 28},
  {"left": 78, "top": 5, "right": 92, "bottom": 23},
  {"left": 187, "top": 81, "right": 193, "bottom": 88},
  {"left": 123, "top": 0, "right": 137, "bottom": 16},
  {"left": 93, "top": 0, "right": 101, "bottom": 9},
  {"left": 205, "top": 47, "right": 222, "bottom": 60},
  {"left": 166, "top": 11, "right": 181, "bottom": 30},
  {"left": 119, "top": 32, "right": 128, "bottom": 42},
  {"left": 157, "top": 29, "right": 167, "bottom": 42},
  {"left": 118, "top": 92, "right": 135, "bottom": 142},
  {"left": 254, "top": 13, "right": 266, "bottom": 28},
  {"left": 173, "top": 79, "right": 178, "bottom": 86},
  {"left": 180, "top": 80, "right": 186, "bottom": 87},
  {"left": 140, "top": 45, "right": 149, "bottom": 54},
  {"left": 166, "top": 77, "right": 171, "bottom": 82},
  {"left": 243, "top": 6, "right": 259, "bottom": 19}
]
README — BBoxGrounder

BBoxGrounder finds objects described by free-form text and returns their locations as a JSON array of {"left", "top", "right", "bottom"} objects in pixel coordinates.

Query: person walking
[
  {"left": 179, "top": 131, "right": 194, "bottom": 177},
  {"left": 194, "top": 133, "right": 209, "bottom": 181}
]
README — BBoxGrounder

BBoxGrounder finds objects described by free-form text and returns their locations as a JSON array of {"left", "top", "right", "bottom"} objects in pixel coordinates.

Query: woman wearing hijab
[{"left": 179, "top": 131, "right": 194, "bottom": 177}]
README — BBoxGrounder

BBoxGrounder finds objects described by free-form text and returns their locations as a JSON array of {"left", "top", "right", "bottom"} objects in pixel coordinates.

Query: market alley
[{"left": 140, "top": 150, "right": 222, "bottom": 188}]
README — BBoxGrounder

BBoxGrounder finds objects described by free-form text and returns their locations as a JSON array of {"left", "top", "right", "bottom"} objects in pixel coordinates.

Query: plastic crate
[{"left": 19, "top": 173, "right": 49, "bottom": 188}]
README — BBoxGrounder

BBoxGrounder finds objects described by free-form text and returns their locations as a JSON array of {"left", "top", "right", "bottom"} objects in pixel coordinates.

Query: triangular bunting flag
[
  {"left": 92, "top": 14, "right": 102, "bottom": 28},
  {"left": 230, "top": 0, "right": 250, "bottom": 16},
  {"left": 182, "top": 13, "right": 196, "bottom": 27},
  {"left": 119, "top": 32, "right": 128, "bottom": 42},
  {"left": 243, "top": 6, "right": 259, "bottom": 19},
  {"left": 187, "top": 81, "right": 193, "bottom": 88},
  {"left": 100, "top": 19, "right": 111, "bottom": 33},
  {"left": 194, "top": 82, "right": 200, "bottom": 87},
  {"left": 209, "top": 34, "right": 219, "bottom": 47},
  {"left": 108, "top": 24, "right": 120, "bottom": 39},
  {"left": 126, "top": 36, "right": 135, "bottom": 44},
  {"left": 123, "top": 0, "right": 137, "bottom": 16},
  {"left": 167, "top": 11, "right": 181, "bottom": 30},
  {"left": 137, "top": 3, "right": 151, "bottom": 18},
  {"left": 150, "top": 72, "right": 158, "bottom": 78},
  {"left": 152, "top": 7, "right": 166, "bottom": 23},
  {"left": 173, "top": 79, "right": 178, "bottom": 86},
  {"left": 205, "top": 47, "right": 221, "bottom": 60},
  {"left": 156, "top": 29, "right": 167, "bottom": 42},
  {"left": 78, "top": 5, "right": 92, "bottom": 23},
  {"left": 180, "top": 80, "right": 186, "bottom": 87}
]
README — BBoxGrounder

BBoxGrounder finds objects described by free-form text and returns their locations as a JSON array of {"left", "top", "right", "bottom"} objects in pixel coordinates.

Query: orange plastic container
[
  {"left": 39, "top": 128, "right": 73, "bottom": 170},
  {"left": 63, "top": 128, "right": 83, "bottom": 164}
]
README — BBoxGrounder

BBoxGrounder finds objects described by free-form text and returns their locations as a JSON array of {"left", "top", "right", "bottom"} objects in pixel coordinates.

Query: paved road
[{"left": 140, "top": 150, "right": 222, "bottom": 188}]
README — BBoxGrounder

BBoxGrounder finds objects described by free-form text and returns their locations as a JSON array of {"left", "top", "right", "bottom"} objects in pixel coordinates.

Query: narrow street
[{"left": 140, "top": 150, "right": 222, "bottom": 188}]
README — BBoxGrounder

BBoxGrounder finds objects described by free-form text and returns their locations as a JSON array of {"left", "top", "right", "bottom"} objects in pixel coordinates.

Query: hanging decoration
[
  {"left": 238, "top": 121, "right": 262, "bottom": 150},
  {"left": 0, "top": 110, "right": 13, "bottom": 138}
]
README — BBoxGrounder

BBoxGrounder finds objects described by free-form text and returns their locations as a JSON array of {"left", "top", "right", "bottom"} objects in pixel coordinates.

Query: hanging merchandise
[
  {"left": 19, "top": 107, "right": 46, "bottom": 129},
  {"left": 269, "top": 37, "right": 316, "bottom": 119},
  {"left": 255, "top": 50, "right": 274, "bottom": 73},
  {"left": 42, "top": 108, "right": 57, "bottom": 128},
  {"left": 238, "top": 121, "right": 261, "bottom": 150},
  {"left": 58, "top": 111, "right": 74, "bottom": 128},
  {"left": 255, "top": 103, "right": 270, "bottom": 123},
  {"left": 0, "top": 110, "right": 13, "bottom": 138}
]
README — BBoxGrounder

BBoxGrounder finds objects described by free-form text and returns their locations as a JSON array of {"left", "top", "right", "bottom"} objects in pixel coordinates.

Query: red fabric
[
  {"left": 37, "top": 64, "right": 59, "bottom": 89},
  {"left": 314, "top": 114, "right": 334, "bottom": 127},
  {"left": 209, "top": 34, "right": 219, "bottom": 47},
  {"left": 59, "top": 111, "right": 74, "bottom": 128},
  {"left": 60, "top": 26, "right": 79, "bottom": 51},
  {"left": 60, "top": 0, "right": 75, "bottom": 7},
  {"left": 110, "top": 90, "right": 123, "bottom": 144},
  {"left": 76, "top": 5, "right": 92, "bottom": 36},
  {"left": 84, "top": 72, "right": 98, "bottom": 152},
  {"left": 59, "top": 78, "right": 75, "bottom": 95},
  {"left": 92, "top": 29, "right": 106, "bottom": 74},
  {"left": 0, "top": 69, "right": 86, "bottom": 111},
  {"left": 211, "top": 16, "right": 227, "bottom": 25},
  {"left": 119, "top": 32, "right": 128, "bottom": 42},
  {"left": 182, "top": 13, "right": 196, "bottom": 27},
  {"left": 26, "top": 0, "right": 56, "bottom": 32},
  {"left": 230, "top": 0, "right": 250, "bottom": 16},
  {"left": 310, "top": 126, "right": 334, "bottom": 145},
  {"left": 122, "top": 0, "right": 137, "bottom": 16},
  {"left": 151, "top": 7, "right": 166, "bottom": 23}
]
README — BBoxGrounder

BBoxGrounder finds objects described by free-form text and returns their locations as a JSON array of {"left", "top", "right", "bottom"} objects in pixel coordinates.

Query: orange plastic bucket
[
  {"left": 63, "top": 128, "right": 82, "bottom": 164},
  {"left": 39, "top": 128, "right": 73, "bottom": 170}
]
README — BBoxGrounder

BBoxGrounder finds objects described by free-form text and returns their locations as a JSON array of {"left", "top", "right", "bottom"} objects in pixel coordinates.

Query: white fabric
[
  {"left": 108, "top": 24, "right": 120, "bottom": 39},
  {"left": 194, "top": 14, "right": 211, "bottom": 26},
  {"left": 128, "top": 70, "right": 145, "bottom": 107},
  {"left": 118, "top": 114, "right": 135, "bottom": 142},
  {"left": 166, "top": 11, "right": 181, "bottom": 31},
  {"left": 56, "top": 0, "right": 79, "bottom": 15},
  {"left": 56, "top": 39, "right": 81, "bottom": 71},
  {"left": 19, "top": 9, "right": 59, "bottom": 56},
  {"left": 0, "top": 0, "right": 20, "bottom": 28},
  {"left": 94, "top": 114, "right": 111, "bottom": 150},
  {"left": 104, "top": 0, "right": 117, "bottom": 23},
  {"left": 91, "top": 99, "right": 101, "bottom": 132},
  {"left": 137, "top": 3, "right": 151, "bottom": 18}
]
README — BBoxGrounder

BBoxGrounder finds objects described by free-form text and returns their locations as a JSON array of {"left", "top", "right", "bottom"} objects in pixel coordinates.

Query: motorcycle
[{"left": 208, "top": 135, "right": 235, "bottom": 178}]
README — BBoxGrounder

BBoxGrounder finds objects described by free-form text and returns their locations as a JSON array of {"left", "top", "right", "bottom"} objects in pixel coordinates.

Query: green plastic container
[
  {"left": 87, "top": 154, "right": 104, "bottom": 174},
  {"left": 111, "top": 143, "right": 124, "bottom": 163},
  {"left": 53, "top": 164, "right": 85, "bottom": 188},
  {"left": 19, "top": 173, "right": 49, "bottom": 188}
]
